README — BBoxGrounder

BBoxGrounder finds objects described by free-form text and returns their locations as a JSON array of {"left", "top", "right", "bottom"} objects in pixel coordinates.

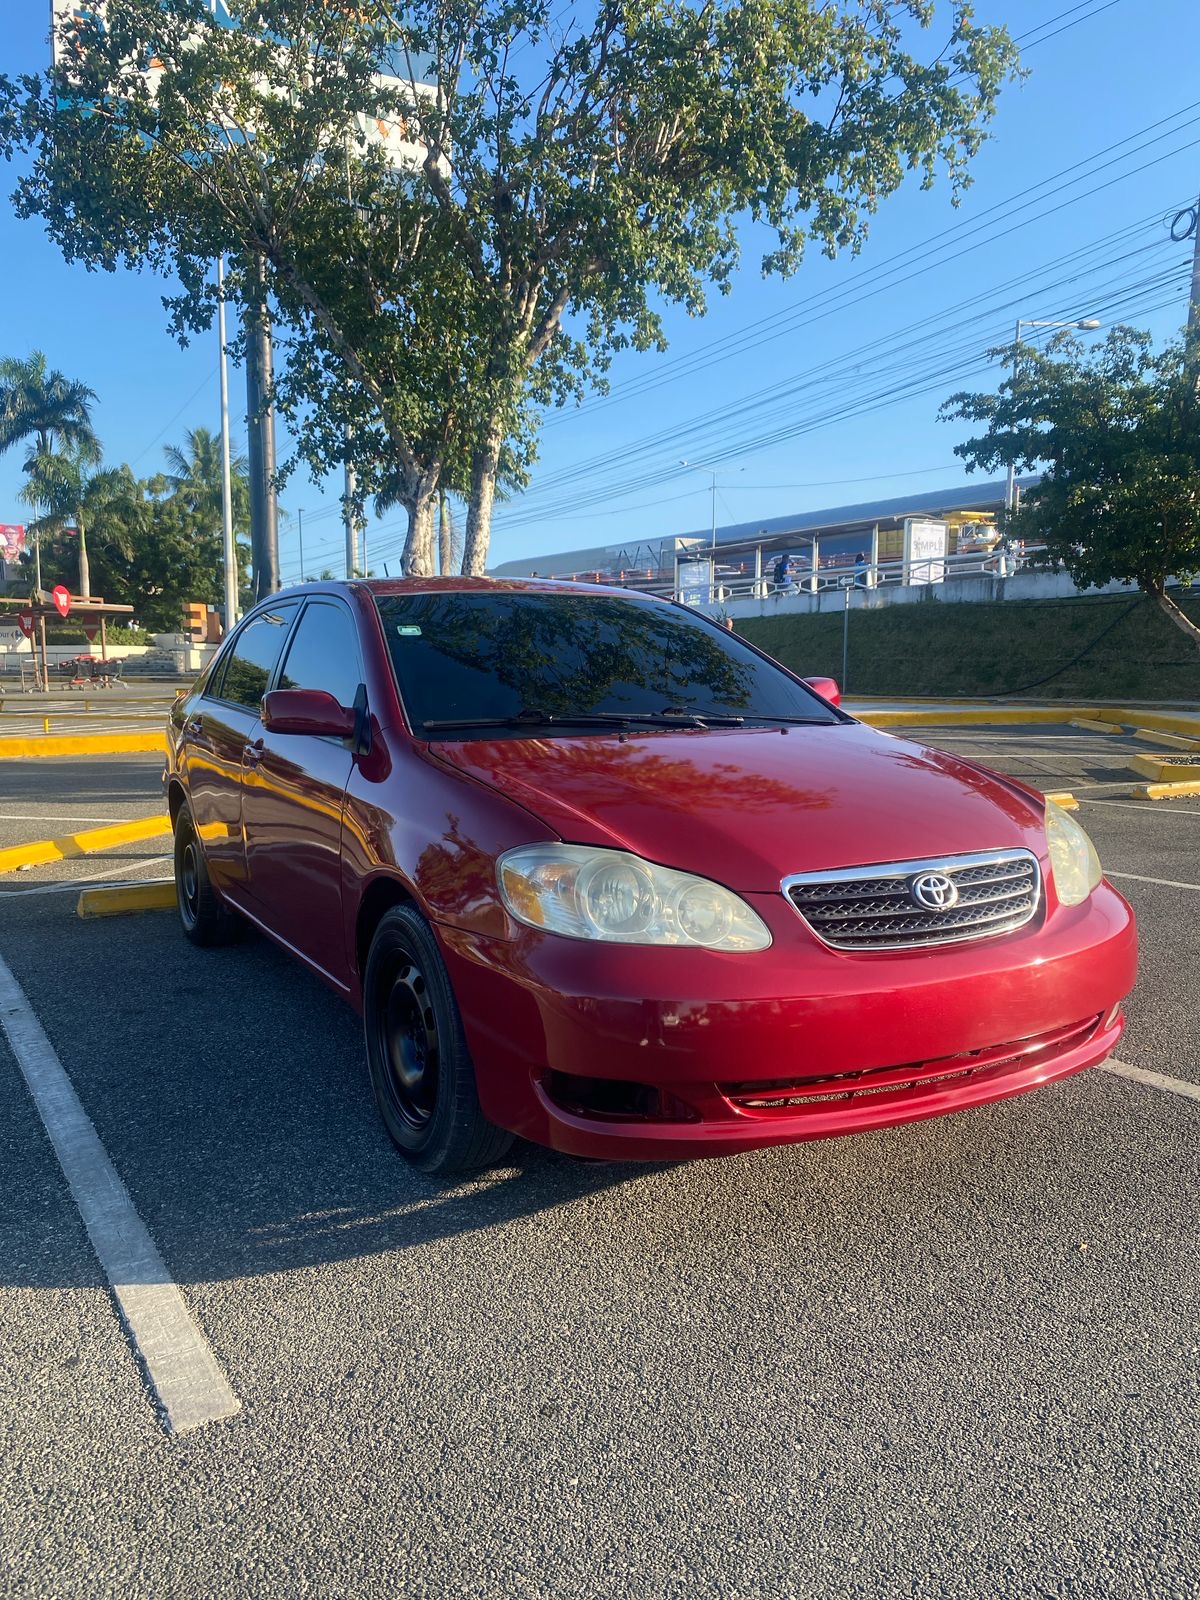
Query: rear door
[
  {"left": 183, "top": 603, "right": 298, "bottom": 898},
  {"left": 240, "top": 597, "right": 364, "bottom": 987}
]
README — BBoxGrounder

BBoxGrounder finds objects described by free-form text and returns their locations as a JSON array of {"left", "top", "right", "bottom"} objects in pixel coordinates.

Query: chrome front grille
[{"left": 782, "top": 849, "right": 1041, "bottom": 951}]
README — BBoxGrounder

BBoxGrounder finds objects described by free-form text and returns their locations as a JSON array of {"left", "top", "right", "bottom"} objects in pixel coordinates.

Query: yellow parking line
[
  {"left": 0, "top": 815, "right": 173, "bottom": 874},
  {"left": 76, "top": 880, "right": 177, "bottom": 918},
  {"left": 0, "top": 732, "right": 167, "bottom": 759}
]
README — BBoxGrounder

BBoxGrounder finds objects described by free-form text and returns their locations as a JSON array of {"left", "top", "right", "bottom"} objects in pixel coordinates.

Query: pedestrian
[
  {"left": 771, "top": 552, "right": 794, "bottom": 593},
  {"left": 853, "top": 551, "right": 869, "bottom": 587}
]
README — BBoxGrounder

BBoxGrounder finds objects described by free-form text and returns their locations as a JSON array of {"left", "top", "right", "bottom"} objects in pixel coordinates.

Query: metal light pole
[
  {"left": 680, "top": 459, "right": 743, "bottom": 600},
  {"left": 297, "top": 506, "right": 304, "bottom": 584},
  {"left": 1005, "top": 317, "right": 1102, "bottom": 514},
  {"left": 840, "top": 576, "right": 854, "bottom": 692},
  {"left": 216, "top": 255, "right": 238, "bottom": 633}
]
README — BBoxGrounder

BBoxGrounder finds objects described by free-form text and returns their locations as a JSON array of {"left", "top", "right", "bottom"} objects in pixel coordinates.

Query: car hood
[{"left": 429, "top": 723, "right": 1047, "bottom": 892}]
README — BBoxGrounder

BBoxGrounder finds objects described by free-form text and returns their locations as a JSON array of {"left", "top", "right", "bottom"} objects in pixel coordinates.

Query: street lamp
[
  {"left": 1005, "top": 318, "right": 1102, "bottom": 513},
  {"left": 680, "top": 459, "right": 744, "bottom": 553}
]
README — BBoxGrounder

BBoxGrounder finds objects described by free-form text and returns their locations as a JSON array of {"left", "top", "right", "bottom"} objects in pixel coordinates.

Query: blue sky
[{"left": 2, "top": 0, "right": 1197, "bottom": 580}]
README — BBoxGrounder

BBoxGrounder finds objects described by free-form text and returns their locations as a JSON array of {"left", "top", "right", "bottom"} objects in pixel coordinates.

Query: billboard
[
  {"left": 0, "top": 524, "right": 27, "bottom": 561},
  {"left": 903, "top": 518, "right": 948, "bottom": 585}
]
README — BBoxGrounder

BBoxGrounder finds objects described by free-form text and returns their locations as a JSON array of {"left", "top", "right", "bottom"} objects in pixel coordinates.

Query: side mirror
[
  {"left": 802, "top": 676, "right": 841, "bottom": 708},
  {"left": 262, "top": 688, "right": 357, "bottom": 740}
]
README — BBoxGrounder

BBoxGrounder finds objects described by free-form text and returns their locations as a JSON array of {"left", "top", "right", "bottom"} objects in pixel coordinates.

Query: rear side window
[
  {"left": 277, "top": 601, "right": 363, "bottom": 710},
  {"left": 219, "top": 605, "right": 297, "bottom": 709}
]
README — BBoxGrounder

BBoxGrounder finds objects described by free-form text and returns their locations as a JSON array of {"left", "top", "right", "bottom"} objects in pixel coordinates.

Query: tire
[
  {"left": 174, "top": 805, "right": 239, "bottom": 947},
  {"left": 363, "top": 904, "right": 513, "bottom": 1175}
]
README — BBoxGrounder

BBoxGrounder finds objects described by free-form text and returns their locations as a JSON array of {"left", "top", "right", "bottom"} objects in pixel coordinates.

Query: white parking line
[
  {"left": 0, "top": 858, "right": 172, "bottom": 898},
  {"left": 1106, "top": 870, "right": 1200, "bottom": 892},
  {"left": 1081, "top": 799, "right": 1200, "bottom": 815},
  {"left": 0, "top": 812, "right": 156, "bottom": 824},
  {"left": 1100, "top": 1059, "right": 1200, "bottom": 1104},
  {"left": 0, "top": 953, "right": 239, "bottom": 1435}
]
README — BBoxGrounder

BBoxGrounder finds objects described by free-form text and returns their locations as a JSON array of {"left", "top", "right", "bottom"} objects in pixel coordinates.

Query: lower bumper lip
[{"left": 530, "top": 1011, "right": 1126, "bottom": 1161}]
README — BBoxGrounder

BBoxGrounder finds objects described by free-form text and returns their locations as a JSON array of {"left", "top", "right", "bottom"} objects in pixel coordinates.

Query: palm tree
[
  {"left": 20, "top": 451, "right": 138, "bottom": 599},
  {"left": 0, "top": 351, "right": 100, "bottom": 591},
  {"left": 163, "top": 426, "right": 250, "bottom": 535}
]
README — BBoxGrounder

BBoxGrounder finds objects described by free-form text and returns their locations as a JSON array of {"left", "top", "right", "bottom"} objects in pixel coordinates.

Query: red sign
[
  {"left": 52, "top": 586, "right": 72, "bottom": 618},
  {"left": 83, "top": 625, "right": 99, "bottom": 642},
  {"left": 16, "top": 609, "right": 34, "bottom": 640}
]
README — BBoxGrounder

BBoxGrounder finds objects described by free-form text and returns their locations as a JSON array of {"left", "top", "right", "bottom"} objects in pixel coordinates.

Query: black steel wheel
[
  {"left": 363, "top": 904, "right": 512, "bottom": 1174},
  {"left": 174, "top": 804, "right": 239, "bottom": 947}
]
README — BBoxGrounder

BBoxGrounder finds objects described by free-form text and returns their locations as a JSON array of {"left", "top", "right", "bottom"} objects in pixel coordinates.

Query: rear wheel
[
  {"left": 363, "top": 904, "right": 512, "bottom": 1175},
  {"left": 174, "top": 805, "right": 239, "bottom": 947}
]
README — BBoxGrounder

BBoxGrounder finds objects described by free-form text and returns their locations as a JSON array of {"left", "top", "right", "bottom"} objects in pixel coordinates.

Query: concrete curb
[
  {"left": 76, "top": 881, "right": 177, "bottom": 918},
  {"left": 1044, "top": 792, "right": 1079, "bottom": 810},
  {"left": 1127, "top": 754, "right": 1200, "bottom": 784},
  {"left": 0, "top": 732, "right": 166, "bottom": 759},
  {"left": 859, "top": 707, "right": 1104, "bottom": 728},
  {"left": 0, "top": 816, "right": 173, "bottom": 875}
]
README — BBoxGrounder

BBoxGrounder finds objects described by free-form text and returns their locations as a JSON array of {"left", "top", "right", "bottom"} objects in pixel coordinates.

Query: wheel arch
[
  {"left": 355, "top": 874, "right": 419, "bottom": 981},
  {"left": 167, "top": 778, "right": 188, "bottom": 830}
]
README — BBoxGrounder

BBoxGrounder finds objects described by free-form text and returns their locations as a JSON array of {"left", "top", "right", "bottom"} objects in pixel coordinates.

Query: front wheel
[{"left": 363, "top": 905, "right": 513, "bottom": 1175}]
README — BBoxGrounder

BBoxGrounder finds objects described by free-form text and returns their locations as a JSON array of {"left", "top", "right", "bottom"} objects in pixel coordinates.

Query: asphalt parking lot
[{"left": 1, "top": 724, "right": 1198, "bottom": 1598}]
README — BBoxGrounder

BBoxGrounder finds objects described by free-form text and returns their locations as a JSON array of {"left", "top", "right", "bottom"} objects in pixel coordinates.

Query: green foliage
[
  {"left": 737, "top": 592, "right": 1200, "bottom": 701},
  {"left": 942, "top": 327, "right": 1200, "bottom": 643},
  {"left": 1, "top": 0, "right": 1018, "bottom": 574}
]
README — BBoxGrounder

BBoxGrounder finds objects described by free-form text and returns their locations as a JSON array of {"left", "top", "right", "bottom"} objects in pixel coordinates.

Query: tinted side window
[
  {"left": 221, "top": 606, "right": 298, "bottom": 709},
  {"left": 277, "top": 601, "right": 363, "bottom": 709}
]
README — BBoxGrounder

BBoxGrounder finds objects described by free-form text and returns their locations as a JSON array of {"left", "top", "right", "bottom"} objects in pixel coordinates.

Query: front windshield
[{"left": 375, "top": 590, "right": 844, "bottom": 734}]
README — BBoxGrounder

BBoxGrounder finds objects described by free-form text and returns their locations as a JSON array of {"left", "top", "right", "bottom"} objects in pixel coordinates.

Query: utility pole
[
  {"left": 297, "top": 506, "right": 304, "bottom": 584},
  {"left": 217, "top": 255, "right": 238, "bottom": 633},
  {"left": 1186, "top": 194, "right": 1200, "bottom": 333},
  {"left": 244, "top": 255, "right": 279, "bottom": 601},
  {"left": 344, "top": 445, "right": 360, "bottom": 578}
]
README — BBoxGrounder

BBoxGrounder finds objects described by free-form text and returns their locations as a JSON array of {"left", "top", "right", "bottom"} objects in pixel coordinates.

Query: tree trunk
[
  {"left": 438, "top": 493, "right": 453, "bottom": 576},
  {"left": 1149, "top": 582, "right": 1200, "bottom": 649},
  {"left": 403, "top": 491, "right": 437, "bottom": 576},
  {"left": 462, "top": 421, "right": 504, "bottom": 576},
  {"left": 77, "top": 511, "right": 91, "bottom": 600}
]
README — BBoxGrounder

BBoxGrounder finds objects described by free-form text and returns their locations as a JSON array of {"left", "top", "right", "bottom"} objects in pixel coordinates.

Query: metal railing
[{"left": 677, "top": 544, "right": 1051, "bottom": 604}]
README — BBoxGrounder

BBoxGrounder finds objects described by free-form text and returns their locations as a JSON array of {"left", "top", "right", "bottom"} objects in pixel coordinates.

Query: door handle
[
  {"left": 184, "top": 714, "right": 204, "bottom": 737},
  {"left": 244, "top": 737, "right": 266, "bottom": 767}
]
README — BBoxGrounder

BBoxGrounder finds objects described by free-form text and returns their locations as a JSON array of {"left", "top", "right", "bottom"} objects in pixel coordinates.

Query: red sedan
[{"left": 165, "top": 578, "right": 1137, "bottom": 1174}]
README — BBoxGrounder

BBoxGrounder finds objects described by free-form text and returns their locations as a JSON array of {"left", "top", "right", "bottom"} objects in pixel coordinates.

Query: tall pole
[
  {"left": 217, "top": 255, "right": 238, "bottom": 633},
  {"left": 842, "top": 582, "right": 850, "bottom": 693},
  {"left": 344, "top": 447, "right": 359, "bottom": 578},
  {"left": 710, "top": 472, "right": 717, "bottom": 552},
  {"left": 1005, "top": 316, "right": 1020, "bottom": 515},
  {"left": 1188, "top": 193, "right": 1200, "bottom": 334},
  {"left": 297, "top": 506, "right": 304, "bottom": 584},
  {"left": 244, "top": 255, "right": 279, "bottom": 602}
]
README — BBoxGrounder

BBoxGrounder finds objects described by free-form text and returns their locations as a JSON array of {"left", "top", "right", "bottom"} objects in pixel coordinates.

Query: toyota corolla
[{"left": 165, "top": 579, "right": 1137, "bottom": 1174}]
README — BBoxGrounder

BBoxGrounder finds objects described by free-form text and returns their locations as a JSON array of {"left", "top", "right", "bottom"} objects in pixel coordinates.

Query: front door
[
  {"left": 184, "top": 603, "right": 299, "bottom": 897},
  {"left": 240, "top": 598, "right": 364, "bottom": 988}
]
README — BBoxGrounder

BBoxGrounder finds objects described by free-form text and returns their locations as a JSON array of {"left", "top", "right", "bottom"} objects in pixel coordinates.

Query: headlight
[
  {"left": 497, "top": 843, "right": 772, "bottom": 951},
  {"left": 1044, "top": 799, "right": 1103, "bottom": 906}
]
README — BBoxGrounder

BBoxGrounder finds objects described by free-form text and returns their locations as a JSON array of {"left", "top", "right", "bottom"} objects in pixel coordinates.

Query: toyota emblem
[{"left": 909, "top": 871, "right": 959, "bottom": 912}]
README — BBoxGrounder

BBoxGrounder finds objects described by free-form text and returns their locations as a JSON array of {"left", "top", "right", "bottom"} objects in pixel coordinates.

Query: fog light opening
[
  {"left": 1104, "top": 1002, "right": 1123, "bottom": 1030},
  {"left": 544, "top": 1071, "right": 700, "bottom": 1123}
]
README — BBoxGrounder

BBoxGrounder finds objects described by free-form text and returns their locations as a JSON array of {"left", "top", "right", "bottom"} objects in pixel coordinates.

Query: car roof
[{"left": 271, "top": 576, "right": 662, "bottom": 603}]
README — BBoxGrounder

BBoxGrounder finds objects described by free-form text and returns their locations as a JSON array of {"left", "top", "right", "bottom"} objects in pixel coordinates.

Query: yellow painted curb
[
  {"left": 0, "top": 732, "right": 166, "bottom": 759},
  {"left": 1142, "top": 779, "right": 1200, "bottom": 800},
  {"left": 0, "top": 815, "right": 173, "bottom": 875},
  {"left": 861, "top": 708, "right": 1090, "bottom": 728},
  {"left": 1097, "top": 709, "right": 1200, "bottom": 738},
  {"left": 76, "top": 880, "right": 177, "bottom": 918},
  {"left": 1045, "top": 792, "right": 1079, "bottom": 810},
  {"left": 1069, "top": 718, "right": 1122, "bottom": 734},
  {"left": 1131, "top": 728, "right": 1200, "bottom": 751},
  {"left": 1128, "top": 753, "right": 1200, "bottom": 783}
]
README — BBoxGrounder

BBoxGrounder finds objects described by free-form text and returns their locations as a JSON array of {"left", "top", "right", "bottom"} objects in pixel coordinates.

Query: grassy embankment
[{"left": 735, "top": 590, "right": 1200, "bottom": 702}]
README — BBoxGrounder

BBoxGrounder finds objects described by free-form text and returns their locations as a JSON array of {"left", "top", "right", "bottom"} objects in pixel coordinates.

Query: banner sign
[
  {"left": 903, "top": 518, "right": 948, "bottom": 585},
  {"left": 0, "top": 524, "right": 26, "bottom": 561}
]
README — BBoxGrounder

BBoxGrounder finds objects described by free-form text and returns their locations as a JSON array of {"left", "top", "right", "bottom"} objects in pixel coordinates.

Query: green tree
[
  {"left": 2, "top": 1, "right": 1017, "bottom": 575},
  {"left": 18, "top": 448, "right": 141, "bottom": 599},
  {"left": 163, "top": 425, "right": 251, "bottom": 538},
  {"left": 0, "top": 350, "right": 100, "bottom": 589},
  {"left": 942, "top": 326, "right": 1200, "bottom": 649}
]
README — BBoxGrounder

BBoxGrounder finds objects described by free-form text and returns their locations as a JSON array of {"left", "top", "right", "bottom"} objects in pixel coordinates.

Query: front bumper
[{"left": 437, "top": 880, "right": 1137, "bottom": 1161}]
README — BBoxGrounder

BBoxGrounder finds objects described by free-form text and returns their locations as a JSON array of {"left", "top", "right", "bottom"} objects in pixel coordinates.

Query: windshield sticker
[{"left": 395, "top": 624, "right": 423, "bottom": 637}]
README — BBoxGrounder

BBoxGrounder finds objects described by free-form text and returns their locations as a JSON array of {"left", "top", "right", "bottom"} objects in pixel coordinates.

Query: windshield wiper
[{"left": 421, "top": 706, "right": 747, "bottom": 733}]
